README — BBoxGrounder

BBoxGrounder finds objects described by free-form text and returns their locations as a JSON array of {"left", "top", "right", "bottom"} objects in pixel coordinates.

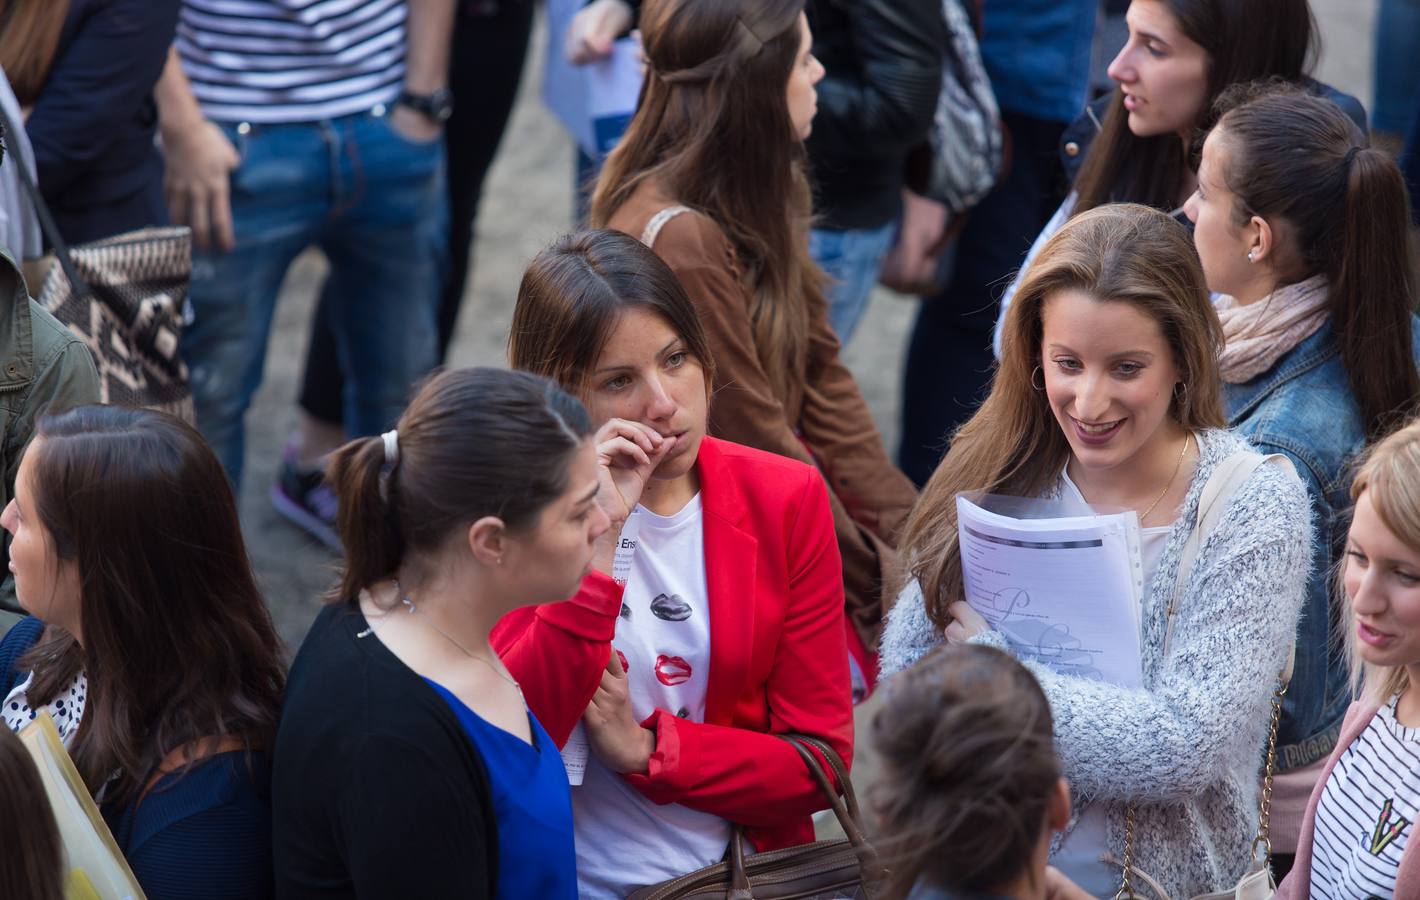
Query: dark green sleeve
[{"left": 0, "top": 302, "right": 99, "bottom": 609}]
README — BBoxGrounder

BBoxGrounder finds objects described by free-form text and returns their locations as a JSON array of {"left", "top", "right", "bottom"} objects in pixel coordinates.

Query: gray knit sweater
[{"left": 878, "top": 428, "right": 1312, "bottom": 898}]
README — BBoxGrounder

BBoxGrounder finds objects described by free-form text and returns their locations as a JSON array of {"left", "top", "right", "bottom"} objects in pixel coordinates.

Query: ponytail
[
  {"left": 324, "top": 368, "right": 594, "bottom": 605},
  {"left": 1214, "top": 84, "right": 1420, "bottom": 440},
  {"left": 1332, "top": 147, "right": 1420, "bottom": 439},
  {"left": 328, "top": 435, "right": 405, "bottom": 606}
]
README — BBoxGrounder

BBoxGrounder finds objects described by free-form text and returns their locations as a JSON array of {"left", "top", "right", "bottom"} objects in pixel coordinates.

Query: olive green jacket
[{"left": 0, "top": 247, "right": 99, "bottom": 610}]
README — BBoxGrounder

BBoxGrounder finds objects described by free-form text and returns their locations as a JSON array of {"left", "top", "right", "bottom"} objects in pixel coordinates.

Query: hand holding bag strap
[{"left": 0, "top": 98, "right": 90, "bottom": 297}]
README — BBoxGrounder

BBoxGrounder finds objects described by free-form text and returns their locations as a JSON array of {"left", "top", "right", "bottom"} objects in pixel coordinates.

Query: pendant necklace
[
  {"left": 1139, "top": 434, "right": 1191, "bottom": 525},
  {"left": 393, "top": 580, "right": 524, "bottom": 699}
]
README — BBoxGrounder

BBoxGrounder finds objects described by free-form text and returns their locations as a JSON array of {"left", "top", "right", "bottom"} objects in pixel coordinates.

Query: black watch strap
[{"left": 395, "top": 88, "right": 454, "bottom": 124}]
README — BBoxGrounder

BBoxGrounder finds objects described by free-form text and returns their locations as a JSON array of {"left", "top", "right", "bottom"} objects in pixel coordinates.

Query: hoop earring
[
  {"left": 1174, "top": 381, "right": 1189, "bottom": 408},
  {"left": 1031, "top": 366, "right": 1046, "bottom": 391}
]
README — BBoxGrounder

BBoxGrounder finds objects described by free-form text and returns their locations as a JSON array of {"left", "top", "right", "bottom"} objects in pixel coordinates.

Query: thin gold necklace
[
  {"left": 393, "top": 580, "right": 524, "bottom": 698},
  {"left": 1139, "top": 434, "right": 1191, "bottom": 525}
]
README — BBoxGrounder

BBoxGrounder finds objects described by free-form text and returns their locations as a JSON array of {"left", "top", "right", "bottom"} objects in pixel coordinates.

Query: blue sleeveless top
[{"left": 424, "top": 679, "right": 577, "bottom": 899}]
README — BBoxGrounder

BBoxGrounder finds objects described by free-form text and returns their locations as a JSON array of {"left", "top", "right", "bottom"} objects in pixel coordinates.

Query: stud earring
[{"left": 1247, "top": 250, "right": 1257, "bottom": 262}]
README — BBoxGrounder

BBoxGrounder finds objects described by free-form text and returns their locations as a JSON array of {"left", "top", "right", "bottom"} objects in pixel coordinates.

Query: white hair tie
[{"left": 381, "top": 430, "right": 400, "bottom": 465}]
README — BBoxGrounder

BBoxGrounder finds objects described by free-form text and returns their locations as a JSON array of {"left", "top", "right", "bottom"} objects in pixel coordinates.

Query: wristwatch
[{"left": 395, "top": 88, "right": 455, "bottom": 124}]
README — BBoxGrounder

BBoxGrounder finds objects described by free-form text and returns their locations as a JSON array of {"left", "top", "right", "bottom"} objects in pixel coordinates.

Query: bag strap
[
  {"left": 640, "top": 205, "right": 692, "bottom": 248},
  {"left": 1164, "top": 450, "right": 1298, "bottom": 678},
  {"left": 135, "top": 735, "right": 247, "bottom": 810},
  {"left": 0, "top": 97, "right": 89, "bottom": 296},
  {"left": 1117, "top": 449, "right": 1299, "bottom": 899},
  {"left": 720, "top": 733, "right": 886, "bottom": 897}
]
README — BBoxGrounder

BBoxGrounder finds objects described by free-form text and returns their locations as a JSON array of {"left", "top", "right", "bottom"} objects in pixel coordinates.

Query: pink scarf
[{"left": 1215, "top": 275, "right": 1330, "bottom": 384}]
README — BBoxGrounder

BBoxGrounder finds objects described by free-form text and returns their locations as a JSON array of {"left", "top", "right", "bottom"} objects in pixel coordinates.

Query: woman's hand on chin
[
  {"left": 594, "top": 418, "right": 674, "bottom": 526},
  {"left": 944, "top": 601, "right": 990, "bottom": 644},
  {"left": 583, "top": 648, "right": 655, "bottom": 774}
]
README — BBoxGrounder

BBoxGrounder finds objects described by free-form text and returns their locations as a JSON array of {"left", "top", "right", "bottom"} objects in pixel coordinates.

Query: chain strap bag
[
  {"left": 1114, "top": 452, "right": 1300, "bottom": 900},
  {"left": 0, "top": 102, "right": 194, "bottom": 422},
  {"left": 626, "top": 734, "right": 887, "bottom": 900}
]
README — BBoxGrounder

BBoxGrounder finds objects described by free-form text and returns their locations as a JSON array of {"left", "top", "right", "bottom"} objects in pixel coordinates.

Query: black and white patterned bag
[{"left": 34, "top": 226, "right": 195, "bottom": 422}]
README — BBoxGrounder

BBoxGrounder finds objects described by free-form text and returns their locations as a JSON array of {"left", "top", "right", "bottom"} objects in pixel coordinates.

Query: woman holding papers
[
  {"left": 880, "top": 203, "right": 1311, "bottom": 898},
  {"left": 1184, "top": 83, "right": 1420, "bottom": 873},
  {"left": 589, "top": 0, "right": 917, "bottom": 679},
  {"left": 272, "top": 369, "right": 601, "bottom": 899},
  {"left": 0, "top": 406, "right": 285, "bottom": 900},
  {"left": 501, "top": 229, "right": 852, "bottom": 898},
  {"left": 1276, "top": 418, "right": 1420, "bottom": 898}
]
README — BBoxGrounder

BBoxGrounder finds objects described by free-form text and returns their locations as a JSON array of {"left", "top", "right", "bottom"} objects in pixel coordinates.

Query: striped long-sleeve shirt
[
  {"left": 175, "top": 0, "right": 407, "bottom": 124},
  {"left": 1310, "top": 696, "right": 1420, "bottom": 899}
]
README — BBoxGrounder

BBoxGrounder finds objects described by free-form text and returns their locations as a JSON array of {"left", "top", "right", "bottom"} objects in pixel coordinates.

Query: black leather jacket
[
  {"left": 615, "top": 0, "right": 945, "bottom": 230},
  {"left": 804, "top": 0, "right": 945, "bottom": 230}
]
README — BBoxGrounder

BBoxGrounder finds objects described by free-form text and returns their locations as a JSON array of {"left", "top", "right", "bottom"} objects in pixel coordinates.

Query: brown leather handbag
[{"left": 625, "top": 735, "right": 887, "bottom": 900}]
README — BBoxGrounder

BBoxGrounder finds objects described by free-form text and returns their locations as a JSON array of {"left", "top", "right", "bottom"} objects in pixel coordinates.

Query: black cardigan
[{"left": 271, "top": 604, "right": 498, "bottom": 899}]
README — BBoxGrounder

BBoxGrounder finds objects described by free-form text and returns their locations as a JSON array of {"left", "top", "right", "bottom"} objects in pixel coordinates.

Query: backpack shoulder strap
[{"left": 640, "top": 205, "right": 693, "bottom": 248}]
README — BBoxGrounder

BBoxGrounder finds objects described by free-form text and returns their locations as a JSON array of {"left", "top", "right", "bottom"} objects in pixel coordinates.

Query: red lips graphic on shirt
[{"left": 655, "top": 654, "right": 692, "bottom": 686}]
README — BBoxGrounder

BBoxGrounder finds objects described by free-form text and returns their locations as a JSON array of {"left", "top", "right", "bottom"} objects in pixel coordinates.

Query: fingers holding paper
[{"left": 944, "top": 601, "right": 991, "bottom": 644}]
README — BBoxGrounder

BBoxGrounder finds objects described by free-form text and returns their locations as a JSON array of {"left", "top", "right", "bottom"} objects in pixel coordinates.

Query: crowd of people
[{"left": 0, "top": 0, "right": 1418, "bottom": 898}]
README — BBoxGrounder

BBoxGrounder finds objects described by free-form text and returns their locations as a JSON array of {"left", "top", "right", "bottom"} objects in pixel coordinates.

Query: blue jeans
[
  {"left": 181, "top": 110, "right": 445, "bottom": 485},
  {"left": 809, "top": 221, "right": 896, "bottom": 344}
]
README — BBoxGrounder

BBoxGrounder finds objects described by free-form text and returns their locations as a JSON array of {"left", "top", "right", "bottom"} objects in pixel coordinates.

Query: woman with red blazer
[{"left": 496, "top": 229, "right": 852, "bottom": 898}]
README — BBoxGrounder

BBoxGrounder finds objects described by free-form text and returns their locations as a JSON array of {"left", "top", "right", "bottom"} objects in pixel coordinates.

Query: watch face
[
  {"left": 401, "top": 89, "right": 454, "bottom": 123},
  {"left": 430, "top": 91, "right": 454, "bottom": 122}
]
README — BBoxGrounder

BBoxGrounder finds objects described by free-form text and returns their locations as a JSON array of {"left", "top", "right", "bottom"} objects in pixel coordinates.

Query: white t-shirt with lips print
[{"left": 572, "top": 493, "right": 732, "bottom": 899}]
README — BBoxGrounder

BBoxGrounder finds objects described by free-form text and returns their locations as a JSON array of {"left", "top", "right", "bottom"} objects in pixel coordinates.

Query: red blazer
[{"left": 492, "top": 436, "right": 853, "bottom": 852}]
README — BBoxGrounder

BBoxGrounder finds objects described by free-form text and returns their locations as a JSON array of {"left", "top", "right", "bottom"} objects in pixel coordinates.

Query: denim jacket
[{"left": 1225, "top": 316, "right": 1420, "bottom": 769}]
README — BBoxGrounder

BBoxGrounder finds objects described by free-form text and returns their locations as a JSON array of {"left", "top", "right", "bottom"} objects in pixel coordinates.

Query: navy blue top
[
  {"left": 0, "top": 617, "right": 273, "bottom": 900},
  {"left": 424, "top": 678, "right": 577, "bottom": 900},
  {"left": 28, "top": 0, "right": 182, "bottom": 244}
]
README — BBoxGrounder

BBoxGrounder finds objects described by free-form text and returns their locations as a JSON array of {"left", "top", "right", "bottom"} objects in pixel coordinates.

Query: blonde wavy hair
[{"left": 1343, "top": 417, "right": 1420, "bottom": 703}]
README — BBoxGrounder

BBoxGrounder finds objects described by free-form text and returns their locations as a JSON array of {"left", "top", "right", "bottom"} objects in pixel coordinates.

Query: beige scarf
[{"left": 1215, "top": 275, "right": 1330, "bottom": 384}]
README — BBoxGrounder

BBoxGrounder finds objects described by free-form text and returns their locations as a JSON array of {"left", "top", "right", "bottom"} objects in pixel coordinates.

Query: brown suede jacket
[{"left": 608, "top": 184, "right": 919, "bottom": 649}]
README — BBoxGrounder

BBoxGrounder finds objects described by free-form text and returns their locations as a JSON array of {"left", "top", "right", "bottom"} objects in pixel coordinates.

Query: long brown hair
[
  {"left": 589, "top": 0, "right": 822, "bottom": 403},
  {"left": 509, "top": 229, "right": 716, "bottom": 397},
  {"left": 0, "top": 1, "right": 72, "bottom": 106},
  {"left": 327, "top": 368, "right": 593, "bottom": 601},
  {"left": 872, "top": 644, "right": 1060, "bottom": 899},
  {"left": 1210, "top": 83, "right": 1420, "bottom": 440},
  {"left": 1073, "top": 0, "right": 1316, "bottom": 214},
  {"left": 900, "top": 204, "right": 1226, "bottom": 627},
  {"left": 17, "top": 406, "right": 285, "bottom": 808},
  {"left": 0, "top": 727, "right": 64, "bottom": 900}
]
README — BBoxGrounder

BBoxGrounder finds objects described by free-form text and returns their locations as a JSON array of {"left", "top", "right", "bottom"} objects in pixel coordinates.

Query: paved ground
[{"left": 235, "top": 0, "right": 1378, "bottom": 817}]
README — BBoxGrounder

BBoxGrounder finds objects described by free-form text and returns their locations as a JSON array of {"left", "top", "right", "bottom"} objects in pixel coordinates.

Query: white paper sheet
[
  {"left": 562, "top": 721, "right": 590, "bottom": 786},
  {"left": 543, "top": 0, "right": 644, "bottom": 158},
  {"left": 956, "top": 495, "right": 1145, "bottom": 687}
]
